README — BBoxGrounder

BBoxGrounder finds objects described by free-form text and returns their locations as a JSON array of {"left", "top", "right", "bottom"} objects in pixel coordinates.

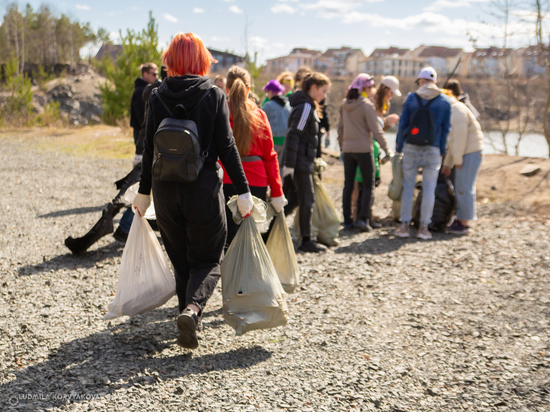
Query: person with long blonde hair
[
  {"left": 221, "top": 66, "right": 285, "bottom": 246},
  {"left": 133, "top": 33, "right": 253, "bottom": 350}
]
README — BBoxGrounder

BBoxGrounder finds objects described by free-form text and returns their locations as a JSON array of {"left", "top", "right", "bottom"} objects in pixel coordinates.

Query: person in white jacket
[{"left": 441, "top": 87, "right": 484, "bottom": 235}]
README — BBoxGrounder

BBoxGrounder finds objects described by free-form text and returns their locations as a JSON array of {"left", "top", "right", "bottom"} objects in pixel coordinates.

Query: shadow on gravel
[
  {"left": 1, "top": 306, "right": 271, "bottom": 411},
  {"left": 18, "top": 242, "right": 124, "bottom": 276},
  {"left": 37, "top": 205, "right": 106, "bottom": 218},
  {"left": 334, "top": 232, "right": 452, "bottom": 255}
]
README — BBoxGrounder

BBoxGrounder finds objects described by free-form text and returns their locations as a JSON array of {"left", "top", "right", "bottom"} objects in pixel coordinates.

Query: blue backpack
[{"left": 406, "top": 93, "right": 437, "bottom": 146}]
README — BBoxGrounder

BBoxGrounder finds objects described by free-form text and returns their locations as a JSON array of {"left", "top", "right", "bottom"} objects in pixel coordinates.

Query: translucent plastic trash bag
[
  {"left": 295, "top": 174, "right": 340, "bottom": 247},
  {"left": 222, "top": 196, "right": 288, "bottom": 336},
  {"left": 266, "top": 206, "right": 300, "bottom": 294},
  {"left": 124, "top": 183, "right": 156, "bottom": 220},
  {"left": 105, "top": 209, "right": 175, "bottom": 320}
]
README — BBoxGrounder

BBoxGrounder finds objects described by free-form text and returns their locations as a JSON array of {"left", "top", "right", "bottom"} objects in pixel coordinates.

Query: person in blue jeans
[{"left": 394, "top": 67, "right": 452, "bottom": 240}]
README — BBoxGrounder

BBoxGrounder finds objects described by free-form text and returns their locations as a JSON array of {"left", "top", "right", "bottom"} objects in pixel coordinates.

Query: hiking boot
[
  {"left": 447, "top": 220, "right": 470, "bottom": 235},
  {"left": 369, "top": 219, "right": 382, "bottom": 229},
  {"left": 355, "top": 220, "right": 372, "bottom": 232},
  {"left": 177, "top": 308, "right": 199, "bottom": 349},
  {"left": 394, "top": 223, "right": 410, "bottom": 238},
  {"left": 298, "top": 240, "right": 326, "bottom": 253},
  {"left": 417, "top": 225, "right": 432, "bottom": 240},
  {"left": 113, "top": 227, "right": 128, "bottom": 243}
]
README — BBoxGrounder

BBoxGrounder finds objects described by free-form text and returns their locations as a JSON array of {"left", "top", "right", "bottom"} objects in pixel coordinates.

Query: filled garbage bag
[
  {"left": 388, "top": 153, "right": 403, "bottom": 201},
  {"left": 105, "top": 209, "right": 175, "bottom": 319},
  {"left": 295, "top": 174, "right": 340, "bottom": 247},
  {"left": 412, "top": 174, "right": 456, "bottom": 232},
  {"left": 124, "top": 183, "right": 156, "bottom": 220},
  {"left": 266, "top": 206, "right": 300, "bottom": 294},
  {"left": 222, "top": 196, "right": 288, "bottom": 336}
]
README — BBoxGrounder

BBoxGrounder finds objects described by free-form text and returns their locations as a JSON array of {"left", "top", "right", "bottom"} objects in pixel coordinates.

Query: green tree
[
  {"left": 97, "top": 11, "right": 162, "bottom": 124},
  {"left": 2, "top": 53, "right": 33, "bottom": 124}
]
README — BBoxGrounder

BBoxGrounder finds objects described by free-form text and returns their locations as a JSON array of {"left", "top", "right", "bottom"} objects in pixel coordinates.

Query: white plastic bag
[
  {"left": 124, "top": 183, "right": 156, "bottom": 220},
  {"left": 222, "top": 196, "right": 288, "bottom": 336},
  {"left": 266, "top": 207, "right": 300, "bottom": 294},
  {"left": 105, "top": 209, "right": 175, "bottom": 320}
]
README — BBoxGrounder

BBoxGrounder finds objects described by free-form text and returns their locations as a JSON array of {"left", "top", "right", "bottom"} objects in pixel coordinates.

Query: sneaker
[
  {"left": 394, "top": 223, "right": 410, "bottom": 238},
  {"left": 368, "top": 219, "right": 382, "bottom": 229},
  {"left": 113, "top": 227, "right": 128, "bottom": 243},
  {"left": 417, "top": 225, "right": 432, "bottom": 240},
  {"left": 355, "top": 220, "right": 372, "bottom": 232},
  {"left": 342, "top": 223, "right": 354, "bottom": 230},
  {"left": 177, "top": 308, "right": 199, "bottom": 349},
  {"left": 447, "top": 220, "right": 470, "bottom": 235},
  {"left": 298, "top": 240, "right": 326, "bottom": 253}
]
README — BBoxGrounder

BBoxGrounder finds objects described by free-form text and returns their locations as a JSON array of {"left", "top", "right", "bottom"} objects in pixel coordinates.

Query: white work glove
[
  {"left": 270, "top": 195, "right": 287, "bottom": 214},
  {"left": 237, "top": 192, "right": 254, "bottom": 218},
  {"left": 314, "top": 158, "right": 328, "bottom": 173},
  {"left": 132, "top": 154, "right": 143, "bottom": 167},
  {"left": 282, "top": 166, "right": 294, "bottom": 179},
  {"left": 133, "top": 193, "right": 151, "bottom": 217}
]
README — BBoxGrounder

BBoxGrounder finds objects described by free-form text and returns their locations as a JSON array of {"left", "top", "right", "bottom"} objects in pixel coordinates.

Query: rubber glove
[
  {"left": 132, "top": 154, "right": 143, "bottom": 167},
  {"left": 237, "top": 192, "right": 254, "bottom": 218},
  {"left": 133, "top": 193, "right": 151, "bottom": 217},
  {"left": 282, "top": 166, "right": 294, "bottom": 179},
  {"left": 270, "top": 195, "right": 287, "bottom": 214}
]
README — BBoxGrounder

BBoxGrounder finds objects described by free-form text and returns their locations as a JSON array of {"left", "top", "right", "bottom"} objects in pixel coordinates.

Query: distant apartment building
[
  {"left": 209, "top": 49, "right": 246, "bottom": 73},
  {"left": 514, "top": 46, "right": 548, "bottom": 78},
  {"left": 467, "top": 47, "right": 514, "bottom": 77},
  {"left": 264, "top": 48, "right": 323, "bottom": 75},
  {"left": 412, "top": 46, "right": 465, "bottom": 77},
  {"left": 322, "top": 47, "right": 365, "bottom": 76},
  {"left": 361, "top": 47, "right": 423, "bottom": 78}
]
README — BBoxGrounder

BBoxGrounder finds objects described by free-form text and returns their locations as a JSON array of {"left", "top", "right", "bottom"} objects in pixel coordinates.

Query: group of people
[{"left": 121, "top": 32, "right": 484, "bottom": 349}]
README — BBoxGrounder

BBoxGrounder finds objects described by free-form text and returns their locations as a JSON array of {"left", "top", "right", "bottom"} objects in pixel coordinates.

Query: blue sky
[{"left": 17, "top": 0, "right": 539, "bottom": 62}]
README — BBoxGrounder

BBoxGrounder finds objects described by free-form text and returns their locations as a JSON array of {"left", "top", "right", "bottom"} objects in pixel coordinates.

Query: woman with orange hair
[
  {"left": 133, "top": 33, "right": 253, "bottom": 350},
  {"left": 220, "top": 66, "right": 285, "bottom": 247}
]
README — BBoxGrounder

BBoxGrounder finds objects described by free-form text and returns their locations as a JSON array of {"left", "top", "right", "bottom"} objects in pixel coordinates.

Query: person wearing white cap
[{"left": 394, "top": 66, "right": 452, "bottom": 240}]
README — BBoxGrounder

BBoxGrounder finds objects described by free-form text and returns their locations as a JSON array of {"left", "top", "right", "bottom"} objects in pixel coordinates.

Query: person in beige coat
[
  {"left": 441, "top": 85, "right": 484, "bottom": 235},
  {"left": 337, "top": 73, "right": 389, "bottom": 232}
]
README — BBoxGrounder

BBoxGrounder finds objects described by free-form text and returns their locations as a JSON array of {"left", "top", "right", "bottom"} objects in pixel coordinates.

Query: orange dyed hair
[{"left": 163, "top": 33, "right": 217, "bottom": 77}]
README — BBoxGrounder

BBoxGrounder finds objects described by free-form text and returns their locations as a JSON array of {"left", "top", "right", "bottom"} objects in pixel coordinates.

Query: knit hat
[
  {"left": 349, "top": 73, "right": 374, "bottom": 91},
  {"left": 263, "top": 80, "right": 285, "bottom": 94}
]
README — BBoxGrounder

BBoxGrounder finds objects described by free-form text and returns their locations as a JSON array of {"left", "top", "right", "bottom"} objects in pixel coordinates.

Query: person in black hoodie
[
  {"left": 283, "top": 72, "right": 331, "bottom": 253},
  {"left": 130, "top": 62, "right": 159, "bottom": 148},
  {"left": 133, "top": 33, "right": 253, "bottom": 350}
]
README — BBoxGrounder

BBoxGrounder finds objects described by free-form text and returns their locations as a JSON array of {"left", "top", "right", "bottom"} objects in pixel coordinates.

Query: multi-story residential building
[
  {"left": 264, "top": 48, "right": 323, "bottom": 75},
  {"left": 467, "top": 47, "right": 514, "bottom": 77},
  {"left": 413, "top": 46, "right": 465, "bottom": 77},
  {"left": 322, "top": 47, "right": 365, "bottom": 76},
  {"left": 514, "top": 46, "right": 548, "bottom": 78},
  {"left": 360, "top": 47, "right": 423, "bottom": 78},
  {"left": 209, "top": 49, "right": 246, "bottom": 73}
]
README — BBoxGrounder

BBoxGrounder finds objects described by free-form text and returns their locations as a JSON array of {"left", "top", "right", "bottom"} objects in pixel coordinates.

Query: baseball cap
[
  {"left": 381, "top": 76, "right": 401, "bottom": 97},
  {"left": 417, "top": 67, "right": 437, "bottom": 83}
]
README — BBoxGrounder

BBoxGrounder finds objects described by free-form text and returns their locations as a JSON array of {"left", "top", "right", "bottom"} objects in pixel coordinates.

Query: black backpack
[
  {"left": 151, "top": 87, "right": 214, "bottom": 183},
  {"left": 406, "top": 93, "right": 437, "bottom": 146}
]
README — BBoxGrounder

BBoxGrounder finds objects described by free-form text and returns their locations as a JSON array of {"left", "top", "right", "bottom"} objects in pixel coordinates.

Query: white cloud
[
  {"left": 211, "top": 36, "right": 230, "bottom": 42},
  {"left": 300, "top": 0, "right": 384, "bottom": 19},
  {"left": 424, "top": 0, "right": 490, "bottom": 12},
  {"left": 193, "top": 8, "right": 204, "bottom": 13},
  {"left": 164, "top": 13, "right": 178, "bottom": 23},
  {"left": 272, "top": 4, "right": 297, "bottom": 14},
  {"left": 76, "top": 4, "right": 90, "bottom": 10},
  {"left": 229, "top": 5, "right": 244, "bottom": 14}
]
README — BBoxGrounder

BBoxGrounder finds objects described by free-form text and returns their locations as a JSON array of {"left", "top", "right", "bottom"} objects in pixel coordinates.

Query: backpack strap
[{"left": 153, "top": 89, "right": 173, "bottom": 117}]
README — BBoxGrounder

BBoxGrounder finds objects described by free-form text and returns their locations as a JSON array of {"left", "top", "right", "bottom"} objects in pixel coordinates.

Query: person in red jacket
[{"left": 221, "top": 66, "right": 286, "bottom": 246}]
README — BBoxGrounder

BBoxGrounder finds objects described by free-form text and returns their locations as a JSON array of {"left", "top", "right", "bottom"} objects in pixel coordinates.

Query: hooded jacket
[
  {"left": 130, "top": 78, "right": 149, "bottom": 130},
  {"left": 135, "top": 79, "right": 162, "bottom": 155},
  {"left": 138, "top": 75, "right": 249, "bottom": 196},
  {"left": 262, "top": 95, "right": 291, "bottom": 143},
  {"left": 337, "top": 95, "right": 388, "bottom": 154},
  {"left": 396, "top": 83, "right": 452, "bottom": 155},
  {"left": 443, "top": 97, "right": 484, "bottom": 168},
  {"left": 283, "top": 90, "right": 319, "bottom": 173}
]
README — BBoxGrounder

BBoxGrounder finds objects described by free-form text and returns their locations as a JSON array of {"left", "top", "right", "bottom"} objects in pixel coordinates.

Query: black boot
[{"left": 65, "top": 203, "right": 123, "bottom": 254}]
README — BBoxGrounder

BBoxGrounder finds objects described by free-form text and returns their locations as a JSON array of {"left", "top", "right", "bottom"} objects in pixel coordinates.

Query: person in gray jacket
[{"left": 262, "top": 79, "right": 291, "bottom": 168}]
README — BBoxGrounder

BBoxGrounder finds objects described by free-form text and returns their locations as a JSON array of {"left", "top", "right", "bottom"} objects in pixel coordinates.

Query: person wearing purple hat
[{"left": 262, "top": 79, "right": 291, "bottom": 168}]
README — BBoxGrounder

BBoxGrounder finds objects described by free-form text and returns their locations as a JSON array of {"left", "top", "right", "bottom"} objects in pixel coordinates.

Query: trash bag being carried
[
  {"left": 222, "top": 196, "right": 288, "bottom": 336},
  {"left": 124, "top": 183, "right": 156, "bottom": 220},
  {"left": 412, "top": 174, "right": 456, "bottom": 232},
  {"left": 105, "top": 209, "right": 175, "bottom": 320},
  {"left": 266, "top": 206, "right": 300, "bottom": 294},
  {"left": 295, "top": 174, "right": 340, "bottom": 247}
]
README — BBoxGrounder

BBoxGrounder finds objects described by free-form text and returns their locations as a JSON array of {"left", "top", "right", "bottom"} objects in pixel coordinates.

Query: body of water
[{"left": 326, "top": 130, "right": 549, "bottom": 158}]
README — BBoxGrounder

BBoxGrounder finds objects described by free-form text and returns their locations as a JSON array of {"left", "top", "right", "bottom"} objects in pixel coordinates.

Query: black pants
[
  {"left": 283, "top": 171, "right": 315, "bottom": 239},
  {"left": 223, "top": 184, "right": 267, "bottom": 248},
  {"left": 343, "top": 152, "right": 374, "bottom": 224},
  {"left": 152, "top": 168, "right": 225, "bottom": 315}
]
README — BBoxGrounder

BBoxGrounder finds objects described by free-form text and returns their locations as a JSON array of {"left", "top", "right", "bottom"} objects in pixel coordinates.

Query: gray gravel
[{"left": 1, "top": 137, "right": 549, "bottom": 412}]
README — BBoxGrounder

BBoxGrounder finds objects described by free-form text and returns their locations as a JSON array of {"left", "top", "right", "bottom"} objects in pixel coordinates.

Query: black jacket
[
  {"left": 130, "top": 78, "right": 148, "bottom": 129},
  {"left": 135, "top": 79, "right": 162, "bottom": 155},
  {"left": 284, "top": 90, "right": 319, "bottom": 173},
  {"left": 271, "top": 95, "right": 288, "bottom": 107},
  {"left": 138, "top": 75, "right": 249, "bottom": 196}
]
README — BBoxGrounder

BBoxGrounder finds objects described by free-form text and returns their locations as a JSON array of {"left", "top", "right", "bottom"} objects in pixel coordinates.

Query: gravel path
[{"left": 1, "top": 138, "right": 549, "bottom": 412}]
